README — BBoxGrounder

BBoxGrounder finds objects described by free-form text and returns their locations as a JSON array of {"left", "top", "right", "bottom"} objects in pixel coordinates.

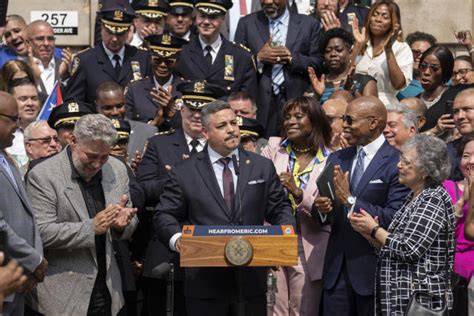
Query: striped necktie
[{"left": 270, "top": 20, "right": 285, "bottom": 94}]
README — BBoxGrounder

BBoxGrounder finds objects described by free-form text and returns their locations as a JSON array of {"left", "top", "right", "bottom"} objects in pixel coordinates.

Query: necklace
[{"left": 292, "top": 145, "right": 312, "bottom": 153}]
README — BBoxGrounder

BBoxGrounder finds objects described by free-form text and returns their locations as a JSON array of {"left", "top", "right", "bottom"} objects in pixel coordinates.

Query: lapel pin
[{"left": 246, "top": 160, "right": 250, "bottom": 164}]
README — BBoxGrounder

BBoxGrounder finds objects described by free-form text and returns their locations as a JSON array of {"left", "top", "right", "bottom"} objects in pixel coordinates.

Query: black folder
[{"left": 316, "top": 161, "right": 335, "bottom": 201}]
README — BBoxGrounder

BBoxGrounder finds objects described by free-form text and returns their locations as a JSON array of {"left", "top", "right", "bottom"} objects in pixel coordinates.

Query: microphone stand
[{"left": 166, "top": 263, "right": 175, "bottom": 316}]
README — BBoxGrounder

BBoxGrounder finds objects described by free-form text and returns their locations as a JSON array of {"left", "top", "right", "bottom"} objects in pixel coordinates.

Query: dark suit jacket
[
  {"left": 175, "top": 35, "right": 258, "bottom": 99},
  {"left": 65, "top": 44, "right": 152, "bottom": 104},
  {"left": 125, "top": 75, "right": 183, "bottom": 123},
  {"left": 316, "top": 141, "right": 410, "bottom": 296},
  {"left": 153, "top": 147, "right": 295, "bottom": 299},
  {"left": 234, "top": 11, "right": 323, "bottom": 128}
]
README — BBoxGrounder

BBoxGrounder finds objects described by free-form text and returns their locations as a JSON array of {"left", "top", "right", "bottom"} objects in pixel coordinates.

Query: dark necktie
[
  {"left": 190, "top": 139, "right": 200, "bottom": 155},
  {"left": 204, "top": 45, "right": 213, "bottom": 65},
  {"left": 350, "top": 148, "right": 366, "bottom": 193},
  {"left": 113, "top": 54, "right": 121, "bottom": 77},
  {"left": 219, "top": 157, "right": 234, "bottom": 212}
]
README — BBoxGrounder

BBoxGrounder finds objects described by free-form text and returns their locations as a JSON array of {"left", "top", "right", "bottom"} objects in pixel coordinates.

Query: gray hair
[
  {"left": 73, "top": 114, "right": 117, "bottom": 146},
  {"left": 24, "top": 120, "right": 50, "bottom": 143},
  {"left": 201, "top": 101, "right": 232, "bottom": 128},
  {"left": 386, "top": 102, "right": 418, "bottom": 131},
  {"left": 401, "top": 135, "right": 451, "bottom": 186}
]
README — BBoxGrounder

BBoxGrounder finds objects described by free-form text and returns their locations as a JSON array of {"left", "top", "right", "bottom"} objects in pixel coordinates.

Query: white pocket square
[
  {"left": 248, "top": 179, "right": 265, "bottom": 185},
  {"left": 369, "top": 179, "right": 384, "bottom": 184}
]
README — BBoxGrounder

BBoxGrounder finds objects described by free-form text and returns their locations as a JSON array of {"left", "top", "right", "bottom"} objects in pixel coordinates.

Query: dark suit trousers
[
  {"left": 185, "top": 296, "right": 266, "bottom": 316},
  {"left": 323, "top": 262, "right": 374, "bottom": 316},
  {"left": 145, "top": 278, "right": 187, "bottom": 316},
  {"left": 266, "top": 89, "right": 287, "bottom": 138}
]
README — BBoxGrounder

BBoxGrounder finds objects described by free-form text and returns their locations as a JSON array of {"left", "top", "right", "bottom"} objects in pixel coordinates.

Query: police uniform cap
[
  {"left": 177, "top": 80, "right": 227, "bottom": 110},
  {"left": 238, "top": 116, "right": 265, "bottom": 139},
  {"left": 133, "top": 0, "right": 170, "bottom": 19},
  {"left": 195, "top": 0, "right": 232, "bottom": 16},
  {"left": 110, "top": 118, "right": 131, "bottom": 143},
  {"left": 100, "top": 0, "right": 136, "bottom": 35},
  {"left": 169, "top": 0, "right": 194, "bottom": 15},
  {"left": 145, "top": 33, "right": 188, "bottom": 58},
  {"left": 47, "top": 101, "right": 96, "bottom": 130}
]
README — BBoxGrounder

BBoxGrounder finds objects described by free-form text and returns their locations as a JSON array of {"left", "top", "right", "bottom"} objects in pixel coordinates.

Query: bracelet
[
  {"left": 370, "top": 225, "right": 380, "bottom": 239},
  {"left": 469, "top": 47, "right": 474, "bottom": 54}
]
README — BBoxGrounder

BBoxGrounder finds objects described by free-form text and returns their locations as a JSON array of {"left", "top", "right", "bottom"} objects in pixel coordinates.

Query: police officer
[
  {"left": 47, "top": 100, "right": 96, "bottom": 147},
  {"left": 125, "top": 33, "right": 188, "bottom": 129},
  {"left": 166, "top": 0, "right": 196, "bottom": 41},
  {"left": 175, "top": 0, "right": 258, "bottom": 99},
  {"left": 238, "top": 116, "right": 267, "bottom": 154},
  {"left": 136, "top": 80, "right": 226, "bottom": 316},
  {"left": 131, "top": 0, "right": 170, "bottom": 47},
  {"left": 65, "top": 2, "right": 152, "bottom": 104}
]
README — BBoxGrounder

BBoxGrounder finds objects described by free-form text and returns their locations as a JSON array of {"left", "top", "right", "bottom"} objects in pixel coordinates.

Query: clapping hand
[
  {"left": 454, "top": 30, "right": 473, "bottom": 50},
  {"left": 349, "top": 209, "right": 379, "bottom": 240},
  {"left": 59, "top": 47, "right": 73, "bottom": 80},
  {"left": 0, "top": 253, "right": 27, "bottom": 300},
  {"left": 308, "top": 66, "right": 325, "bottom": 96},
  {"left": 351, "top": 17, "right": 368, "bottom": 46},
  {"left": 321, "top": 11, "right": 341, "bottom": 31},
  {"left": 130, "top": 151, "right": 142, "bottom": 173},
  {"left": 333, "top": 165, "right": 351, "bottom": 206},
  {"left": 112, "top": 195, "right": 138, "bottom": 232}
]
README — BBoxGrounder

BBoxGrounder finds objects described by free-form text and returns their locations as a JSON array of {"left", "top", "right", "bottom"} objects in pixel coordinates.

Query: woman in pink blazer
[{"left": 262, "top": 96, "right": 332, "bottom": 316}]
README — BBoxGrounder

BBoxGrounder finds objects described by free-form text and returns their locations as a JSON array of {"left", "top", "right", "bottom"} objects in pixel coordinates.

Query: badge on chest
[{"left": 224, "top": 54, "right": 234, "bottom": 82}]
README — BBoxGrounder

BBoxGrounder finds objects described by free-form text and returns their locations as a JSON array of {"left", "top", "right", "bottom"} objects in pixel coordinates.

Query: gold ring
[{"left": 276, "top": 56, "right": 281, "bottom": 62}]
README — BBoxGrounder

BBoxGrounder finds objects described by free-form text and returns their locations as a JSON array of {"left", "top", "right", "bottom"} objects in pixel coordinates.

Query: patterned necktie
[
  {"left": 350, "top": 148, "right": 366, "bottom": 193},
  {"left": 219, "top": 157, "right": 235, "bottom": 212},
  {"left": 204, "top": 45, "right": 213, "bottom": 65},
  {"left": 113, "top": 54, "right": 121, "bottom": 77},
  {"left": 270, "top": 20, "right": 285, "bottom": 94},
  {"left": 190, "top": 139, "right": 200, "bottom": 155},
  {"left": 0, "top": 153, "right": 18, "bottom": 190}
]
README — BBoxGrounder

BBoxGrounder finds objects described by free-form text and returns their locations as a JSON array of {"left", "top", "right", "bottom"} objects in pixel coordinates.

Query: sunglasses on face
[
  {"left": 342, "top": 115, "right": 375, "bottom": 126},
  {"left": 419, "top": 62, "right": 441, "bottom": 72},
  {"left": 152, "top": 57, "right": 177, "bottom": 67},
  {"left": 452, "top": 68, "right": 473, "bottom": 78}
]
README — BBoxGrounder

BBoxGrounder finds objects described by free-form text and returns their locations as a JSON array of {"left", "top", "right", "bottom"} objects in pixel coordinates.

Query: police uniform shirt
[
  {"left": 103, "top": 42, "right": 125, "bottom": 67},
  {"left": 153, "top": 74, "right": 174, "bottom": 91},
  {"left": 199, "top": 35, "right": 222, "bottom": 64},
  {"left": 184, "top": 131, "right": 206, "bottom": 153}
]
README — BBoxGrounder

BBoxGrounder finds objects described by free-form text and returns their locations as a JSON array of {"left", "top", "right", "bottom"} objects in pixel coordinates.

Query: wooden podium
[{"left": 180, "top": 225, "right": 297, "bottom": 267}]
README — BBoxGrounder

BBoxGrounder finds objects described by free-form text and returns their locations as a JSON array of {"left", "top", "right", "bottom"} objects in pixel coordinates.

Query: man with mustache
[
  {"left": 235, "top": 0, "right": 323, "bottom": 136},
  {"left": 154, "top": 100, "right": 294, "bottom": 316},
  {"left": 175, "top": 0, "right": 258, "bottom": 100},
  {"left": 136, "top": 81, "right": 226, "bottom": 315}
]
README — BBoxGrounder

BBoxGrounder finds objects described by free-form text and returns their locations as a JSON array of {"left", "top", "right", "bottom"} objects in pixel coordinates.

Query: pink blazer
[{"left": 261, "top": 137, "right": 331, "bottom": 281}]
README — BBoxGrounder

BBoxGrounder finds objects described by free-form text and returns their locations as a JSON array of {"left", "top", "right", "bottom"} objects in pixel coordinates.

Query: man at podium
[{"left": 154, "top": 100, "right": 295, "bottom": 316}]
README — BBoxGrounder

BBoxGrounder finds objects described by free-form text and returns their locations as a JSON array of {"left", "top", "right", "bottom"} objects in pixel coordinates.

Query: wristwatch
[{"left": 346, "top": 195, "right": 356, "bottom": 207}]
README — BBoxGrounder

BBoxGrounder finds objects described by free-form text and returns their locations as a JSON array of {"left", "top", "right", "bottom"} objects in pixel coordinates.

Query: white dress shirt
[
  {"left": 350, "top": 133, "right": 386, "bottom": 178},
  {"left": 36, "top": 57, "right": 56, "bottom": 95},
  {"left": 5, "top": 128, "right": 28, "bottom": 168},
  {"left": 355, "top": 40, "right": 413, "bottom": 106},
  {"left": 102, "top": 42, "right": 125, "bottom": 67},
  {"left": 130, "top": 32, "right": 143, "bottom": 48},
  {"left": 199, "top": 35, "right": 222, "bottom": 64},
  {"left": 154, "top": 74, "right": 174, "bottom": 91}
]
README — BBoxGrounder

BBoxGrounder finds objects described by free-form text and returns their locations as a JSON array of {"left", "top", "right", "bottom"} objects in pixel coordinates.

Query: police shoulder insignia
[
  {"left": 235, "top": 42, "right": 251, "bottom": 53},
  {"left": 155, "top": 128, "right": 176, "bottom": 136}
]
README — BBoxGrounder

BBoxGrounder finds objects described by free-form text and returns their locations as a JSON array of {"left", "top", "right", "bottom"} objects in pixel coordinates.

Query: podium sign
[{"left": 180, "top": 225, "right": 297, "bottom": 267}]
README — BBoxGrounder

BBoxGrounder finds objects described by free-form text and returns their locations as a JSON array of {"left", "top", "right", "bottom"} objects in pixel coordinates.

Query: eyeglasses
[
  {"left": 419, "top": 62, "right": 441, "bottom": 73},
  {"left": 0, "top": 113, "right": 21, "bottom": 124},
  {"left": 326, "top": 115, "right": 343, "bottom": 124},
  {"left": 452, "top": 68, "right": 473, "bottom": 78},
  {"left": 32, "top": 35, "right": 56, "bottom": 43},
  {"left": 342, "top": 115, "right": 375, "bottom": 126},
  {"left": 152, "top": 57, "right": 177, "bottom": 67},
  {"left": 26, "top": 136, "right": 59, "bottom": 145}
]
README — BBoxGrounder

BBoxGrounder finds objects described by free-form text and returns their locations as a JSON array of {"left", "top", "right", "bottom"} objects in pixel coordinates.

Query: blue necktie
[
  {"left": 350, "top": 148, "right": 366, "bottom": 193},
  {"left": 0, "top": 153, "right": 18, "bottom": 190},
  {"left": 270, "top": 20, "right": 284, "bottom": 94}
]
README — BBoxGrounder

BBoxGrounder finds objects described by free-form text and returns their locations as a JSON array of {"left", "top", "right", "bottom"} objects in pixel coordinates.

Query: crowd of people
[{"left": 0, "top": 0, "right": 473, "bottom": 315}]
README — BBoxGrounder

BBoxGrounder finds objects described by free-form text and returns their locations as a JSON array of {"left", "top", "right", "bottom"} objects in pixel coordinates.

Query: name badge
[
  {"left": 224, "top": 55, "right": 235, "bottom": 81},
  {"left": 131, "top": 61, "right": 142, "bottom": 81}
]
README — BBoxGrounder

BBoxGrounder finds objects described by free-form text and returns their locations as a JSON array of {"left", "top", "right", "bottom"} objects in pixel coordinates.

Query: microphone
[
  {"left": 231, "top": 154, "right": 240, "bottom": 175},
  {"left": 151, "top": 262, "right": 172, "bottom": 278}
]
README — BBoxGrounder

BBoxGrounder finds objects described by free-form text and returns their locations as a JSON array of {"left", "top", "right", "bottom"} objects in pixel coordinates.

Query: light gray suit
[
  {"left": 26, "top": 149, "right": 138, "bottom": 316},
  {"left": 0, "top": 150, "right": 43, "bottom": 315},
  {"left": 126, "top": 119, "right": 157, "bottom": 164}
]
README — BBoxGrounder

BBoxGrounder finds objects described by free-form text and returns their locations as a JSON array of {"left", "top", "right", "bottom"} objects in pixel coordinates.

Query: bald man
[
  {"left": 0, "top": 92, "right": 47, "bottom": 316},
  {"left": 322, "top": 99, "right": 348, "bottom": 150},
  {"left": 314, "top": 96, "right": 410, "bottom": 316},
  {"left": 400, "top": 97, "right": 427, "bottom": 130},
  {"left": 28, "top": 20, "right": 69, "bottom": 95}
]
